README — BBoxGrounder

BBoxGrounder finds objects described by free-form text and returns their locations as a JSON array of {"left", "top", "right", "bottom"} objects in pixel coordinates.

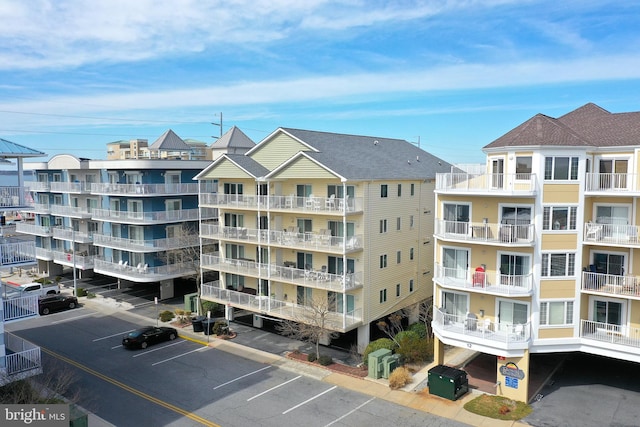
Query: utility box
[
  {"left": 428, "top": 365, "right": 469, "bottom": 401},
  {"left": 382, "top": 354, "right": 400, "bottom": 379},
  {"left": 368, "top": 348, "right": 392, "bottom": 379}
]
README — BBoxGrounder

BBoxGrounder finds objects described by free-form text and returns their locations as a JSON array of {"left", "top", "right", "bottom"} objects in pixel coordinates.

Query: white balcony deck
[
  {"left": 35, "top": 247, "right": 53, "bottom": 260},
  {"left": 583, "top": 222, "right": 640, "bottom": 247},
  {"left": 201, "top": 282, "right": 362, "bottom": 332},
  {"left": 49, "top": 182, "right": 92, "bottom": 193},
  {"left": 199, "top": 193, "right": 362, "bottom": 214},
  {"left": 435, "top": 173, "right": 537, "bottom": 195},
  {"left": 3, "top": 295, "right": 39, "bottom": 321},
  {"left": 92, "top": 234, "right": 199, "bottom": 252},
  {"left": 15, "top": 222, "right": 52, "bottom": 236},
  {"left": 91, "top": 182, "right": 200, "bottom": 196},
  {"left": 0, "top": 241, "right": 36, "bottom": 267},
  {"left": 200, "top": 224, "right": 363, "bottom": 253},
  {"left": 29, "top": 203, "right": 50, "bottom": 214},
  {"left": 434, "top": 263, "right": 533, "bottom": 296},
  {"left": 25, "top": 181, "right": 50, "bottom": 192},
  {"left": 52, "top": 228, "right": 93, "bottom": 244},
  {"left": 49, "top": 204, "right": 93, "bottom": 218},
  {"left": 0, "top": 332, "right": 42, "bottom": 387},
  {"left": 584, "top": 173, "right": 640, "bottom": 194},
  {"left": 52, "top": 251, "right": 95, "bottom": 270},
  {"left": 581, "top": 271, "right": 640, "bottom": 299},
  {"left": 91, "top": 208, "right": 207, "bottom": 224},
  {"left": 434, "top": 219, "right": 534, "bottom": 246},
  {"left": 93, "top": 259, "right": 196, "bottom": 282},
  {"left": 581, "top": 319, "right": 640, "bottom": 349},
  {"left": 201, "top": 254, "right": 361, "bottom": 292},
  {"left": 432, "top": 308, "right": 530, "bottom": 350}
]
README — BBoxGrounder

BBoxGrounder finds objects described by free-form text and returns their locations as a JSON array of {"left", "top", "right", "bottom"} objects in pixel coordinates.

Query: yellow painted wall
[
  {"left": 271, "top": 157, "right": 338, "bottom": 180},
  {"left": 496, "top": 351, "right": 530, "bottom": 402},
  {"left": 542, "top": 184, "right": 580, "bottom": 203},
  {"left": 541, "top": 233, "right": 577, "bottom": 250},
  {"left": 201, "top": 158, "right": 255, "bottom": 180},
  {"left": 539, "top": 280, "right": 577, "bottom": 298},
  {"left": 538, "top": 328, "right": 574, "bottom": 339},
  {"left": 250, "top": 132, "right": 309, "bottom": 170}
]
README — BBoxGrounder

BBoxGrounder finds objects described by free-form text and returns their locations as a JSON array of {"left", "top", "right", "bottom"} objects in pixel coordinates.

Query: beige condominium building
[
  {"left": 197, "top": 127, "right": 452, "bottom": 349},
  {"left": 433, "top": 103, "right": 640, "bottom": 402}
]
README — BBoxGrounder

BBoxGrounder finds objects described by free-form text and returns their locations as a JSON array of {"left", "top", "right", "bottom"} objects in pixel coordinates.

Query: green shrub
[
  {"left": 307, "top": 353, "right": 318, "bottom": 362},
  {"left": 75, "top": 288, "right": 88, "bottom": 297},
  {"left": 408, "top": 322, "right": 428, "bottom": 339},
  {"left": 212, "top": 320, "right": 229, "bottom": 336},
  {"left": 159, "top": 310, "right": 175, "bottom": 322},
  {"left": 395, "top": 335, "right": 433, "bottom": 364},
  {"left": 363, "top": 338, "right": 396, "bottom": 366},
  {"left": 318, "top": 355, "right": 333, "bottom": 366},
  {"left": 395, "top": 330, "right": 420, "bottom": 343},
  {"left": 86, "top": 292, "right": 96, "bottom": 299},
  {"left": 201, "top": 301, "right": 220, "bottom": 316}
]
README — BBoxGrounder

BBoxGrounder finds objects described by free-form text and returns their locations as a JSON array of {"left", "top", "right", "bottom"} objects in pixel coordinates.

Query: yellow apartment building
[
  {"left": 433, "top": 103, "right": 640, "bottom": 402},
  {"left": 196, "top": 127, "right": 452, "bottom": 349}
]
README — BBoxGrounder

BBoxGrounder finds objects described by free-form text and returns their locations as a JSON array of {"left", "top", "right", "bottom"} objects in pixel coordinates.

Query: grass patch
[{"left": 463, "top": 394, "right": 532, "bottom": 420}]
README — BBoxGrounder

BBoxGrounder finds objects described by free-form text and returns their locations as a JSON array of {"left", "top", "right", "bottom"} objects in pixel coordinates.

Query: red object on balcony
[
  {"left": 66, "top": 253, "right": 72, "bottom": 261},
  {"left": 473, "top": 266, "right": 485, "bottom": 287}
]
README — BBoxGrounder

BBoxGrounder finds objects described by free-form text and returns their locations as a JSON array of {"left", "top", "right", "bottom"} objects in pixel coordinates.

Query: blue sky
[{"left": 1, "top": 0, "right": 639, "bottom": 165}]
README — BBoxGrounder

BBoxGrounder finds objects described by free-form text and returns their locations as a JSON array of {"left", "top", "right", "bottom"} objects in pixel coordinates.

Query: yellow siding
[
  {"left": 271, "top": 157, "right": 337, "bottom": 179},
  {"left": 538, "top": 328, "right": 575, "bottom": 339},
  {"left": 541, "top": 233, "right": 577, "bottom": 250},
  {"left": 540, "top": 280, "right": 576, "bottom": 298},
  {"left": 201, "top": 158, "right": 255, "bottom": 179},
  {"left": 542, "top": 183, "right": 580, "bottom": 203},
  {"left": 250, "top": 133, "right": 309, "bottom": 170}
]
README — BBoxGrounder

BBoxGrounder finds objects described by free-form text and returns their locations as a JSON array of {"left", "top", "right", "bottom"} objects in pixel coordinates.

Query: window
[
  {"left": 540, "top": 301, "right": 574, "bottom": 325},
  {"left": 396, "top": 250, "right": 401, "bottom": 264},
  {"left": 379, "top": 219, "right": 387, "bottom": 233},
  {"left": 381, "top": 184, "right": 388, "bottom": 198},
  {"left": 410, "top": 183, "right": 415, "bottom": 196},
  {"left": 544, "top": 156, "right": 579, "bottom": 180},
  {"left": 409, "top": 215, "right": 414, "bottom": 229},
  {"left": 380, "top": 254, "right": 387, "bottom": 269},
  {"left": 396, "top": 217, "right": 401, "bottom": 231},
  {"left": 443, "top": 203, "right": 469, "bottom": 234},
  {"left": 543, "top": 206, "right": 577, "bottom": 230},
  {"left": 410, "top": 248, "right": 414, "bottom": 260},
  {"left": 516, "top": 156, "right": 532, "bottom": 175},
  {"left": 396, "top": 284, "right": 401, "bottom": 297},
  {"left": 397, "top": 184, "right": 402, "bottom": 197},
  {"left": 223, "top": 182, "right": 244, "bottom": 194},
  {"left": 409, "top": 279, "right": 414, "bottom": 292},
  {"left": 380, "top": 289, "right": 387, "bottom": 303},
  {"left": 542, "top": 253, "right": 575, "bottom": 277}
]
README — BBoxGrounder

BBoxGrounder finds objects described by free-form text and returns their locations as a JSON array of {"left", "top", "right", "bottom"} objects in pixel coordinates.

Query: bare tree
[
  {"left": 416, "top": 297, "right": 434, "bottom": 338},
  {"left": 277, "top": 294, "right": 340, "bottom": 360},
  {"left": 0, "top": 360, "right": 80, "bottom": 404},
  {"left": 376, "top": 311, "right": 405, "bottom": 346}
]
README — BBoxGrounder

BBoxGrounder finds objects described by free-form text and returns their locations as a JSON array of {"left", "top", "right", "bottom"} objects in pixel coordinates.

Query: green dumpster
[{"left": 427, "top": 365, "right": 469, "bottom": 401}]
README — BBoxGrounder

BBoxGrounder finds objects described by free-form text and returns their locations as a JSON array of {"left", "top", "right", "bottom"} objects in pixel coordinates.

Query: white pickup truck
[{"left": 3, "top": 282, "right": 60, "bottom": 299}]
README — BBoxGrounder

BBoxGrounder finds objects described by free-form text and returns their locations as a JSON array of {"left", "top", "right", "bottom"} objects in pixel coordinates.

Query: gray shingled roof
[
  {"left": 0, "top": 137, "right": 46, "bottom": 157},
  {"left": 484, "top": 103, "right": 640, "bottom": 149},
  {"left": 280, "top": 128, "right": 453, "bottom": 180},
  {"left": 226, "top": 153, "right": 270, "bottom": 177},
  {"left": 149, "top": 129, "right": 192, "bottom": 151},
  {"left": 211, "top": 126, "right": 255, "bottom": 150}
]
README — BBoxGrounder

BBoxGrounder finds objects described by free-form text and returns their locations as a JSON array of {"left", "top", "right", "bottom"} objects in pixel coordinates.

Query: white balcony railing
[
  {"left": 52, "top": 228, "right": 93, "bottom": 243},
  {"left": 581, "top": 319, "right": 640, "bottom": 348},
  {"left": 50, "top": 205, "right": 93, "bottom": 217},
  {"left": 35, "top": 247, "right": 53, "bottom": 260},
  {"left": 200, "top": 224, "right": 363, "bottom": 252},
  {"left": 435, "top": 173, "right": 537, "bottom": 194},
  {"left": 0, "top": 332, "right": 42, "bottom": 386},
  {"left": 91, "top": 182, "right": 200, "bottom": 195},
  {"left": 3, "top": 295, "right": 39, "bottom": 321},
  {"left": 201, "top": 254, "right": 361, "bottom": 292},
  {"left": 52, "top": 251, "right": 96, "bottom": 269},
  {"left": 15, "top": 222, "right": 52, "bottom": 236},
  {"left": 91, "top": 208, "right": 207, "bottom": 223},
  {"left": 0, "top": 187, "right": 30, "bottom": 208},
  {"left": 434, "top": 219, "right": 535, "bottom": 245},
  {"left": 199, "top": 193, "right": 362, "bottom": 213},
  {"left": 0, "top": 241, "right": 36, "bottom": 266},
  {"left": 434, "top": 263, "right": 532, "bottom": 296},
  {"left": 25, "top": 181, "right": 50, "bottom": 192},
  {"left": 584, "top": 173, "right": 638, "bottom": 193},
  {"left": 201, "top": 282, "right": 362, "bottom": 331},
  {"left": 93, "top": 259, "right": 196, "bottom": 281},
  {"left": 582, "top": 271, "right": 640, "bottom": 298},
  {"left": 584, "top": 222, "right": 640, "bottom": 246},
  {"left": 92, "top": 234, "right": 199, "bottom": 252},
  {"left": 29, "top": 203, "right": 50, "bottom": 213},
  {"left": 49, "top": 182, "right": 92, "bottom": 193}
]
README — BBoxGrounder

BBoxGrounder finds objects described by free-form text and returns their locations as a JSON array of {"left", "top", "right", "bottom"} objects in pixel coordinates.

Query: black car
[
  {"left": 122, "top": 326, "right": 178, "bottom": 349},
  {"left": 39, "top": 295, "right": 78, "bottom": 315}
]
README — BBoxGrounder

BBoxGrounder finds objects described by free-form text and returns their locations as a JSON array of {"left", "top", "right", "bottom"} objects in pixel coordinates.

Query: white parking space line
[
  {"left": 111, "top": 344, "right": 123, "bottom": 350},
  {"left": 151, "top": 347, "right": 209, "bottom": 366},
  {"left": 93, "top": 329, "right": 136, "bottom": 342},
  {"left": 213, "top": 366, "right": 272, "bottom": 390},
  {"left": 50, "top": 311, "right": 93, "bottom": 324},
  {"left": 132, "top": 340, "right": 186, "bottom": 357},
  {"left": 323, "top": 397, "right": 376, "bottom": 427},
  {"left": 282, "top": 386, "right": 337, "bottom": 415},
  {"left": 246, "top": 375, "right": 302, "bottom": 401}
]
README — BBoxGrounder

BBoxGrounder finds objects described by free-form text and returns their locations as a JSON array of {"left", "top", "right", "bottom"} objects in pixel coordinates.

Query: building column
[
  {"left": 433, "top": 336, "right": 445, "bottom": 365},
  {"left": 253, "top": 314, "right": 263, "bottom": 328},
  {"left": 496, "top": 350, "right": 530, "bottom": 402},
  {"left": 225, "top": 304, "right": 234, "bottom": 321},
  {"left": 357, "top": 324, "right": 370, "bottom": 352},
  {"left": 159, "top": 279, "right": 174, "bottom": 300}
]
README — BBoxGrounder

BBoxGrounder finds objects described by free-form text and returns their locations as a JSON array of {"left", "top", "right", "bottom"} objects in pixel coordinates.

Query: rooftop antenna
[{"left": 211, "top": 112, "right": 223, "bottom": 140}]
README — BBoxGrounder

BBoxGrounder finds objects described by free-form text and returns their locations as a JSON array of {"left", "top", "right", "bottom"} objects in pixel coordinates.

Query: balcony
[
  {"left": 91, "top": 208, "right": 207, "bottom": 224},
  {"left": 581, "top": 271, "right": 640, "bottom": 299},
  {"left": 0, "top": 241, "right": 36, "bottom": 267},
  {"left": 584, "top": 222, "right": 640, "bottom": 247},
  {"left": 30, "top": 203, "right": 50, "bottom": 214},
  {"left": 199, "top": 193, "right": 362, "bottom": 214},
  {"left": 25, "top": 181, "right": 50, "bottom": 192},
  {"left": 581, "top": 320, "right": 640, "bottom": 350},
  {"left": 35, "top": 247, "right": 53, "bottom": 261},
  {"left": 434, "top": 219, "right": 534, "bottom": 246},
  {"left": 15, "top": 222, "right": 52, "bottom": 237},
  {"left": 435, "top": 173, "right": 537, "bottom": 196},
  {"left": 52, "top": 251, "right": 95, "bottom": 270},
  {"left": 0, "top": 187, "right": 31, "bottom": 209},
  {"left": 432, "top": 308, "right": 530, "bottom": 351},
  {"left": 201, "top": 254, "right": 361, "bottom": 292},
  {"left": 49, "top": 181, "right": 92, "bottom": 193},
  {"left": 52, "top": 228, "right": 93, "bottom": 244},
  {"left": 0, "top": 332, "right": 42, "bottom": 387},
  {"left": 91, "top": 182, "right": 199, "bottom": 196},
  {"left": 200, "top": 224, "right": 363, "bottom": 253},
  {"left": 93, "top": 234, "right": 199, "bottom": 252},
  {"left": 93, "top": 259, "right": 196, "bottom": 282},
  {"left": 3, "top": 294, "right": 39, "bottom": 321},
  {"left": 584, "top": 173, "right": 639, "bottom": 194},
  {"left": 201, "top": 282, "right": 362, "bottom": 332},
  {"left": 434, "top": 263, "right": 533, "bottom": 296},
  {"left": 50, "top": 204, "right": 93, "bottom": 218}
]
